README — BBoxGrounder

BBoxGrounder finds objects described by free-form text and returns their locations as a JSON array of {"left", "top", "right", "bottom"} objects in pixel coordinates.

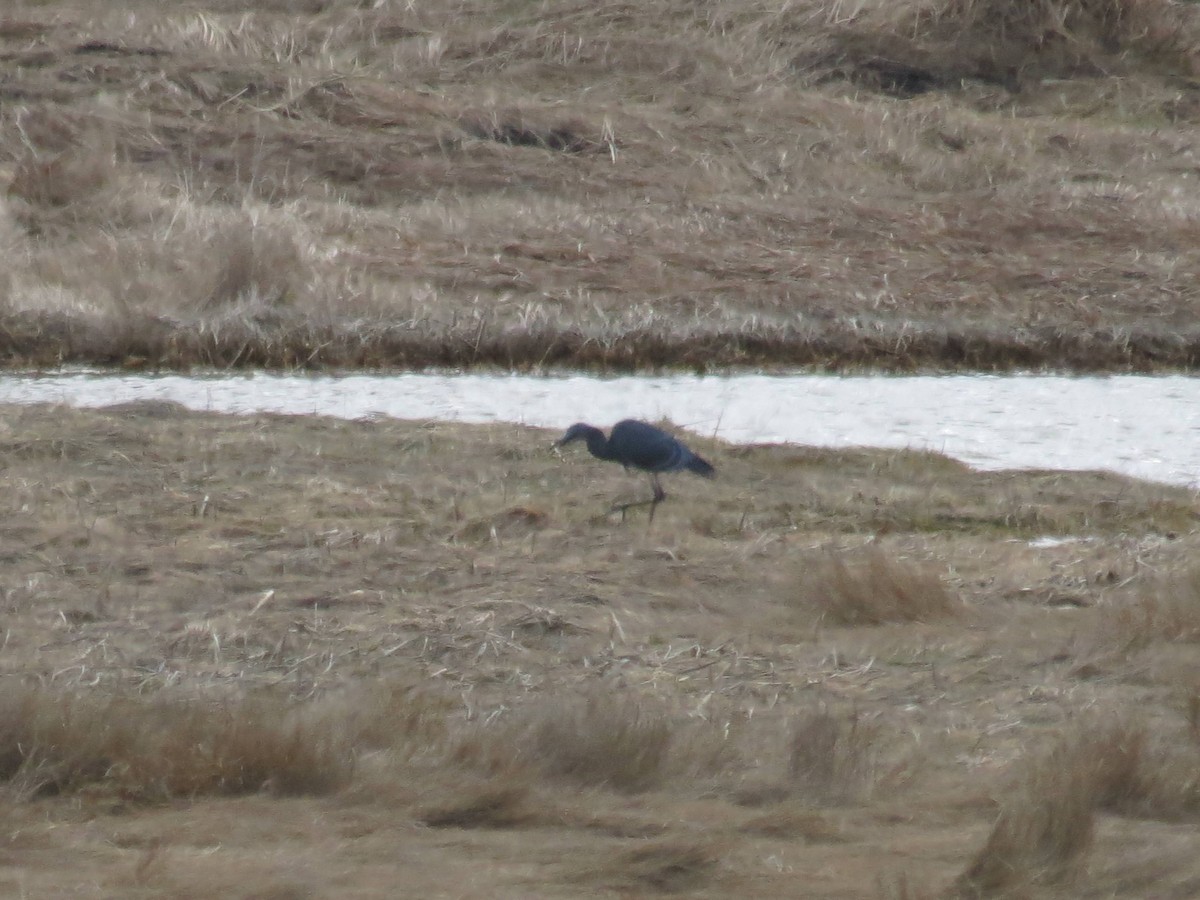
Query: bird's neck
[{"left": 583, "top": 427, "right": 616, "bottom": 461}]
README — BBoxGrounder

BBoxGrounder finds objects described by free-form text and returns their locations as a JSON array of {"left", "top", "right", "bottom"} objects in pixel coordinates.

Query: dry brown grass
[
  {"left": 731, "top": 704, "right": 891, "bottom": 808},
  {"left": 785, "top": 705, "right": 883, "bottom": 805},
  {"left": 1101, "top": 560, "right": 1200, "bottom": 652},
  {"left": 505, "top": 686, "right": 677, "bottom": 793},
  {"left": 804, "top": 0, "right": 1200, "bottom": 91},
  {"left": 451, "top": 684, "right": 738, "bottom": 795},
  {"left": 957, "top": 712, "right": 1200, "bottom": 897},
  {"left": 1, "top": 403, "right": 1200, "bottom": 896},
  {"left": 575, "top": 837, "right": 726, "bottom": 894},
  {"left": 1, "top": 0, "right": 1200, "bottom": 371},
  {"left": 957, "top": 727, "right": 1106, "bottom": 895},
  {"left": 797, "top": 544, "right": 960, "bottom": 626},
  {"left": 415, "top": 781, "right": 537, "bottom": 830},
  {"left": 7, "top": 133, "right": 118, "bottom": 214},
  {"left": 0, "top": 684, "right": 356, "bottom": 801}
]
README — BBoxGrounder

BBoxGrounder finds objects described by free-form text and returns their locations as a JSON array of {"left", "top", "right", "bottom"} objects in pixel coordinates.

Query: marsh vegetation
[
  {"left": 1, "top": 402, "right": 1199, "bottom": 897},
  {"left": 5, "top": 0, "right": 1200, "bottom": 895},
  {"left": 3, "top": 0, "right": 1200, "bottom": 370}
]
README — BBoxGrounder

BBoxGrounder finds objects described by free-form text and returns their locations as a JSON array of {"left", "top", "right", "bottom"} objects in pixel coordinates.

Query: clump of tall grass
[
  {"left": 785, "top": 705, "right": 882, "bottom": 804},
  {"left": 574, "top": 837, "right": 725, "bottom": 894},
  {"left": 957, "top": 726, "right": 1107, "bottom": 895},
  {"left": 1100, "top": 561, "right": 1200, "bottom": 652},
  {"left": 196, "top": 215, "right": 309, "bottom": 311},
  {"left": 793, "top": 0, "right": 1200, "bottom": 90},
  {"left": 733, "top": 704, "right": 885, "bottom": 807},
  {"left": 797, "top": 545, "right": 959, "bottom": 626},
  {"left": 956, "top": 714, "right": 1200, "bottom": 896},
  {"left": 7, "top": 136, "right": 118, "bottom": 215},
  {"left": 489, "top": 686, "right": 675, "bottom": 793},
  {"left": 0, "top": 681, "right": 450, "bottom": 802},
  {"left": 521, "top": 688, "right": 674, "bottom": 792},
  {"left": 451, "top": 683, "right": 739, "bottom": 795},
  {"left": 912, "top": 0, "right": 1199, "bottom": 68},
  {"left": 0, "top": 153, "right": 345, "bottom": 368}
]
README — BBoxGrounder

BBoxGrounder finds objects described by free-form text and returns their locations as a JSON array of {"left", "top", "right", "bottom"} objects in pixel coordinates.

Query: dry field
[
  {"left": 5, "top": 1, "right": 1200, "bottom": 897},
  {"left": 2, "top": 401, "right": 1200, "bottom": 898},
  {"left": 2, "top": 0, "right": 1200, "bottom": 370}
]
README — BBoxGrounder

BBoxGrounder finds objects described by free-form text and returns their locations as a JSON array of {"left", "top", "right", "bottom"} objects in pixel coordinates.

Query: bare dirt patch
[
  {"left": 2, "top": 0, "right": 1200, "bottom": 371},
  {"left": 2, "top": 402, "right": 1199, "bottom": 896}
]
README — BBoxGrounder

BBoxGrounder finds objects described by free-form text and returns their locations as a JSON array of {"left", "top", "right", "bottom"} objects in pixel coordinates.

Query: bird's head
[{"left": 554, "top": 422, "right": 592, "bottom": 448}]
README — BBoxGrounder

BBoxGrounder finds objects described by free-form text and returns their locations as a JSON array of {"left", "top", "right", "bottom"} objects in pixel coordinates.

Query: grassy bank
[
  {"left": 3, "top": 0, "right": 1200, "bottom": 371},
  {"left": 2, "top": 402, "right": 1200, "bottom": 896}
]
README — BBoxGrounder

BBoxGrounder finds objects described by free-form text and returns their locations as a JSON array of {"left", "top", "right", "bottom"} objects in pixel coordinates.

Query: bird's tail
[{"left": 687, "top": 455, "right": 716, "bottom": 478}]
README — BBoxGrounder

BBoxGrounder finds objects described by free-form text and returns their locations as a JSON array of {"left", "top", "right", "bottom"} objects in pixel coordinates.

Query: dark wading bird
[{"left": 554, "top": 419, "right": 715, "bottom": 522}]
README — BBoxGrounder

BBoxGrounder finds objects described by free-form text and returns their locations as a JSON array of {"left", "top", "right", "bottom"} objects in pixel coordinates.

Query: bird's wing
[{"left": 610, "top": 420, "right": 687, "bottom": 471}]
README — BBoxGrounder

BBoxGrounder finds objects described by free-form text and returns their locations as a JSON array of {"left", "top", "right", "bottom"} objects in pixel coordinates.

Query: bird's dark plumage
[{"left": 555, "top": 419, "right": 715, "bottom": 521}]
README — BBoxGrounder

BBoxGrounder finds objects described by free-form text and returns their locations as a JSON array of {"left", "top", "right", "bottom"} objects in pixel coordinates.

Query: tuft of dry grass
[
  {"left": 335, "top": 681, "right": 456, "bottom": 758},
  {"left": 785, "top": 705, "right": 882, "bottom": 805},
  {"left": 797, "top": 545, "right": 959, "bottom": 626},
  {"left": 7, "top": 134, "right": 118, "bottom": 214},
  {"left": 956, "top": 712, "right": 1200, "bottom": 897},
  {"left": 450, "top": 684, "right": 741, "bottom": 796},
  {"left": 501, "top": 686, "right": 676, "bottom": 793},
  {"left": 416, "top": 781, "right": 537, "bottom": 830},
  {"left": 733, "top": 704, "right": 886, "bottom": 808},
  {"left": 1100, "top": 561, "right": 1200, "bottom": 652},
  {"left": 0, "top": 684, "right": 358, "bottom": 801},
  {"left": 575, "top": 837, "right": 725, "bottom": 894},
  {"left": 1089, "top": 715, "right": 1200, "bottom": 823},
  {"left": 803, "top": 0, "right": 1200, "bottom": 93},
  {"left": 198, "top": 216, "right": 308, "bottom": 312},
  {"left": 957, "top": 729, "right": 1101, "bottom": 895}
]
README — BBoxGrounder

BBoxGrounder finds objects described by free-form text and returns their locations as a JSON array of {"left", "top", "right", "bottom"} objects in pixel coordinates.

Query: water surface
[{"left": 1, "top": 371, "right": 1196, "bottom": 488}]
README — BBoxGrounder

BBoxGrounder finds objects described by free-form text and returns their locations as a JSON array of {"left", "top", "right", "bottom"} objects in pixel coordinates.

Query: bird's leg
[
  {"left": 611, "top": 497, "right": 654, "bottom": 521},
  {"left": 647, "top": 474, "right": 665, "bottom": 525},
  {"left": 609, "top": 474, "right": 669, "bottom": 524}
]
